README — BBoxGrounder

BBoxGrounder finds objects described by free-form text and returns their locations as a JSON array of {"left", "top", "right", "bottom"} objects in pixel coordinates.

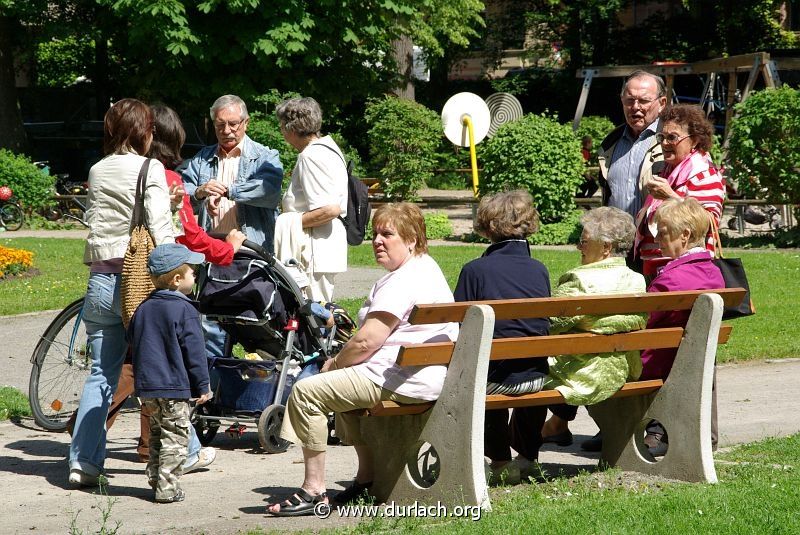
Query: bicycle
[
  {"left": 0, "top": 186, "right": 24, "bottom": 231},
  {"left": 28, "top": 297, "right": 91, "bottom": 431}
]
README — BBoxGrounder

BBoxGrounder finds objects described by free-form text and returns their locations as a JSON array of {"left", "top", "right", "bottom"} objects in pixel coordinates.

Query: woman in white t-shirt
[
  {"left": 266, "top": 203, "right": 458, "bottom": 517},
  {"left": 275, "top": 97, "right": 348, "bottom": 301}
]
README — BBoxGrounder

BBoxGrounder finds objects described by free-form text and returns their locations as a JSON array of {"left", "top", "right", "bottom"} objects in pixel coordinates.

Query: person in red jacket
[{"left": 149, "top": 103, "right": 246, "bottom": 263}]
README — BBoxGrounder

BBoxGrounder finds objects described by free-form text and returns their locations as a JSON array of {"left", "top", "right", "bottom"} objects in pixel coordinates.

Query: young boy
[{"left": 129, "top": 243, "right": 212, "bottom": 503}]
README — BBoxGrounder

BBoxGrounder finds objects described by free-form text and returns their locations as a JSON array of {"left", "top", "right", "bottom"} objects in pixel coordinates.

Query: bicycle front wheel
[
  {"left": 29, "top": 298, "right": 91, "bottom": 431},
  {"left": 1, "top": 203, "right": 24, "bottom": 231}
]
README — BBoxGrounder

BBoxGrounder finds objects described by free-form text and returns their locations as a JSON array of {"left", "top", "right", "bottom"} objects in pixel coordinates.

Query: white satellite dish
[{"left": 441, "top": 92, "right": 491, "bottom": 148}]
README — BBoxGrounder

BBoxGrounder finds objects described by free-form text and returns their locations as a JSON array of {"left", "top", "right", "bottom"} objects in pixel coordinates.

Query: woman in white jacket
[
  {"left": 274, "top": 97, "right": 348, "bottom": 301},
  {"left": 68, "top": 99, "right": 176, "bottom": 486}
]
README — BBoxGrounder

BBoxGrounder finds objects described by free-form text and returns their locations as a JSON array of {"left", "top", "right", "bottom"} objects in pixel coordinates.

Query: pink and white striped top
[{"left": 636, "top": 151, "right": 725, "bottom": 275}]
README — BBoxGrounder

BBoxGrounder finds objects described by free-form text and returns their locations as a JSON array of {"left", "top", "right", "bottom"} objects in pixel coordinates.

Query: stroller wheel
[
  {"left": 191, "top": 403, "right": 220, "bottom": 446},
  {"left": 258, "top": 404, "right": 290, "bottom": 454}
]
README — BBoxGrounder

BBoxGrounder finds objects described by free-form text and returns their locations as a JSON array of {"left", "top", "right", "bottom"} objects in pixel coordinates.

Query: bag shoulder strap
[
  {"left": 130, "top": 158, "right": 152, "bottom": 231},
  {"left": 314, "top": 143, "right": 352, "bottom": 226},
  {"left": 708, "top": 212, "right": 724, "bottom": 259},
  {"left": 316, "top": 142, "right": 347, "bottom": 168}
]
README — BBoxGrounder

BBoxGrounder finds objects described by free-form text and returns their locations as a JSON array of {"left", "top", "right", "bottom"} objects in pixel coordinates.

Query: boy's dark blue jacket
[{"left": 128, "top": 289, "right": 209, "bottom": 399}]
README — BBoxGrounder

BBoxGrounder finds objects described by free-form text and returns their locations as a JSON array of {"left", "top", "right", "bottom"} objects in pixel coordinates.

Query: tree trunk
[
  {"left": 391, "top": 35, "right": 415, "bottom": 101},
  {"left": 0, "top": 16, "right": 28, "bottom": 152}
]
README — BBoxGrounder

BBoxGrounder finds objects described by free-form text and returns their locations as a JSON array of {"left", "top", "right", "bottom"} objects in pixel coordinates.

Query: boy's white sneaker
[{"left": 184, "top": 447, "right": 216, "bottom": 474}]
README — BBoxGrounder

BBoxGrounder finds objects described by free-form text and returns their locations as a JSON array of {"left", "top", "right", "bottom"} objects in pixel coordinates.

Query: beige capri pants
[{"left": 280, "top": 367, "right": 427, "bottom": 452}]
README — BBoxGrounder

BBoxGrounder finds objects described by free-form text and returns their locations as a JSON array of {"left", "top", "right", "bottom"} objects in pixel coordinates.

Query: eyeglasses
[
  {"left": 621, "top": 97, "right": 659, "bottom": 108},
  {"left": 214, "top": 119, "right": 247, "bottom": 132},
  {"left": 655, "top": 132, "right": 691, "bottom": 144}
]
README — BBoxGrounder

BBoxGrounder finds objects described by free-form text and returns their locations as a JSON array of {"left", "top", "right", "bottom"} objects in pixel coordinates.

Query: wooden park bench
[{"left": 353, "top": 288, "right": 747, "bottom": 511}]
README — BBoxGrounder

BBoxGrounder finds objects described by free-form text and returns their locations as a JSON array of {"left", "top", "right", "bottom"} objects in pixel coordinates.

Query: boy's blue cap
[{"left": 147, "top": 243, "right": 205, "bottom": 275}]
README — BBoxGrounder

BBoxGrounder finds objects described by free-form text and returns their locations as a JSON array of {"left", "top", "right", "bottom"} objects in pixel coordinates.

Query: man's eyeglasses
[
  {"left": 214, "top": 119, "right": 247, "bottom": 132},
  {"left": 655, "top": 132, "right": 691, "bottom": 144},
  {"left": 621, "top": 97, "right": 659, "bottom": 108}
]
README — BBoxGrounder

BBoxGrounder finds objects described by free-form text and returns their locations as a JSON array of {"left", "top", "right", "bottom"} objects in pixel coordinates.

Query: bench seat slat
[
  {"left": 364, "top": 380, "right": 665, "bottom": 416},
  {"left": 397, "top": 325, "right": 732, "bottom": 367},
  {"left": 408, "top": 288, "right": 747, "bottom": 325}
]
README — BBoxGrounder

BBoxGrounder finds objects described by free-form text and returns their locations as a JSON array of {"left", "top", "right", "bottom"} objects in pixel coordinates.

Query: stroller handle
[{"left": 208, "top": 233, "right": 276, "bottom": 267}]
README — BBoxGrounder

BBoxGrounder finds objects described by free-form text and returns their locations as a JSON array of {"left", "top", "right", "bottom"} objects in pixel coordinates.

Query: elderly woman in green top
[{"left": 540, "top": 207, "right": 647, "bottom": 450}]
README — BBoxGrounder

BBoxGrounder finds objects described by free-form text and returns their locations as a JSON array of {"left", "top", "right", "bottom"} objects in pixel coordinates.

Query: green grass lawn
[
  {"left": 1, "top": 238, "right": 798, "bottom": 362},
  {"left": 239, "top": 433, "right": 798, "bottom": 534},
  {"left": 0, "top": 237, "right": 87, "bottom": 315}
]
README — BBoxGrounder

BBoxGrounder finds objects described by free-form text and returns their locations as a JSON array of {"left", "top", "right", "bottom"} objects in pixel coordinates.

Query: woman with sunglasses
[{"left": 634, "top": 104, "right": 724, "bottom": 278}]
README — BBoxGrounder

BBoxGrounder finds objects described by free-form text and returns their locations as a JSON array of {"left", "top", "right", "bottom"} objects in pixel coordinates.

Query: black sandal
[
  {"left": 266, "top": 488, "right": 328, "bottom": 517},
  {"left": 333, "top": 480, "right": 374, "bottom": 504}
]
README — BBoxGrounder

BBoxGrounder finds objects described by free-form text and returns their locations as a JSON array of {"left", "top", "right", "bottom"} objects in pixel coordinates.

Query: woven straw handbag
[{"left": 121, "top": 159, "right": 156, "bottom": 328}]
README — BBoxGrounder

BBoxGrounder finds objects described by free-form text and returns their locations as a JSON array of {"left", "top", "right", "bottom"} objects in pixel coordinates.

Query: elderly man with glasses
[
  {"left": 182, "top": 94, "right": 284, "bottom": 360},
  {"left": 568, "top": 71, "right": 666, "bottom": 454},
  {"left": 182, "top": 94, "right": 283, "bottom": 254},
  {"left": 597, "top": 70, "right": 667, "bottom": 225}
]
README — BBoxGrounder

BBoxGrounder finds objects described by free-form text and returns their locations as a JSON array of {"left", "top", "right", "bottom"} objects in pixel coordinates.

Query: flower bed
[{"left": 0, "top": 244, "right": 34, "bottom": 280}]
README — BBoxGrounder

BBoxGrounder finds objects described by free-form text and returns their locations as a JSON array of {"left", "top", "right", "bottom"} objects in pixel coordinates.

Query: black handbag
[{"left": 710, "top": 217, "right": 755, "bottom": 319}]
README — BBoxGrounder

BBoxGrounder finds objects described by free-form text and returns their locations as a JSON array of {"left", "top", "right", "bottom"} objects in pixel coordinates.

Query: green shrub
[
  {"left": 480, "top": 113, "right": 585, "bottom": 223},
  {"left": 727, "top": 87, "right": 800, "bottom": 204},
  {"left": 0, "top": 150, "right": 55, "bottom": 210},
  {"left": 364, "top": 97, "right": 442, "bottom": 201},
  {"left": 529, "top": 209, "right": 583, "bottom": 245},
  {"left": 573, "top": 115, "right": 615, "bottom": 155},
  {"left": 424, "top": 212, "right": 453, "bottom": 240}
]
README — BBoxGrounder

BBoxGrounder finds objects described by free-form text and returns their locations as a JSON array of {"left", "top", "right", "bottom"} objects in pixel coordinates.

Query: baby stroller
[{"left": 192, "top": 239, "right": 353, "bottom": 453}]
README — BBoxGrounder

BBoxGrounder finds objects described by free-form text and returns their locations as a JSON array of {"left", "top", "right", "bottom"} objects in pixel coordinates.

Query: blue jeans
[
  {"left": 69, "top": 273, "right": 127, "bottom": 476},
  {"left": 202, "top": 317, "right": 227, "bottom": 359},
  {"left": 69, "top": 273, "right": 201, "bottom": 475}
]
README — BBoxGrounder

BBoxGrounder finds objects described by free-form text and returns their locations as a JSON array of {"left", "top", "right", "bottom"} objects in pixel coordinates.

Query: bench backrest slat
[
  {"left": 397, "top": 325, "right": 733, "bottom": 367},
  {"left": 408, "top": 288, "right": 746, "bottom": 325}
]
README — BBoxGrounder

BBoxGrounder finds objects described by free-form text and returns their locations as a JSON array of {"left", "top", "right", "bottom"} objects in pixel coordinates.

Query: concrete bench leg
[
  {"left": 361, "top": 304, "right": 495, "bottom": 510},
  {"left": 589, "top": 292, "right": 723, "bottom": 483}
]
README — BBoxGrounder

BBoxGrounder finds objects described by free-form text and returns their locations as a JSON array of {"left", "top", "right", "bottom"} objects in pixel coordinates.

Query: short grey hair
[
  {"left": 474, "top": 190, "right": 539, "bottom": 242},
  {"left": 210, "top": 95, "right": 249, "bottom": 121},
  {"left": 581, "top": 207, "right": 636, "bottom": 256},
  {"left": 275, "top": 97, "right": 323, "bottom": 137},
  {"left": 622, "top": 70, "right": 667, "bottom": 98}
]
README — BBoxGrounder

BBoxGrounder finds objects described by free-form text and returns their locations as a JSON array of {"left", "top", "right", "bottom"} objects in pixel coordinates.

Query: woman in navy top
[{"left": 454, "top": 190, "right": 550, "bottom": 485}]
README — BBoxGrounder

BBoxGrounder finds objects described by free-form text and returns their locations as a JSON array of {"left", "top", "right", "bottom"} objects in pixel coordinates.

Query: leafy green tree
[
  {"left": 98, "top": 0, "right": 484, "bottom": 114},
  {"left": 726, "top": 87, "right": 800, "bottom": 206}
]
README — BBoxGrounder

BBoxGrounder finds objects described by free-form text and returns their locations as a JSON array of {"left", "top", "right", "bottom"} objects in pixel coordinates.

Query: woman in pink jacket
[{"left": 640, "top": 196, "right": 724, "bottom": 456}]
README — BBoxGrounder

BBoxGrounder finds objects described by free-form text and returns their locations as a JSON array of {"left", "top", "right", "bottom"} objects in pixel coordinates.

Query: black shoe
[
  {"left": 581, "top": 432, "right": 602, "bottom": 452},
  {"left": 541, "top": 430, "right": 574, "bottom": 446},
  {"left": 333, "top": 480, "right": 374, "bottom": 504},
  {"left": 648, "top": 439, "right": 669, "bottom": 457}
]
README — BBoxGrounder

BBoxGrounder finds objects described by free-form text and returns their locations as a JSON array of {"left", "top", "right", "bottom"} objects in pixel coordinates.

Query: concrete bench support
[
  {"left": 589, "top": 292, "right": 722, "bottom": 483},
  {"left": 361, "top": 305, "right": 495, "bottom": 510}
]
